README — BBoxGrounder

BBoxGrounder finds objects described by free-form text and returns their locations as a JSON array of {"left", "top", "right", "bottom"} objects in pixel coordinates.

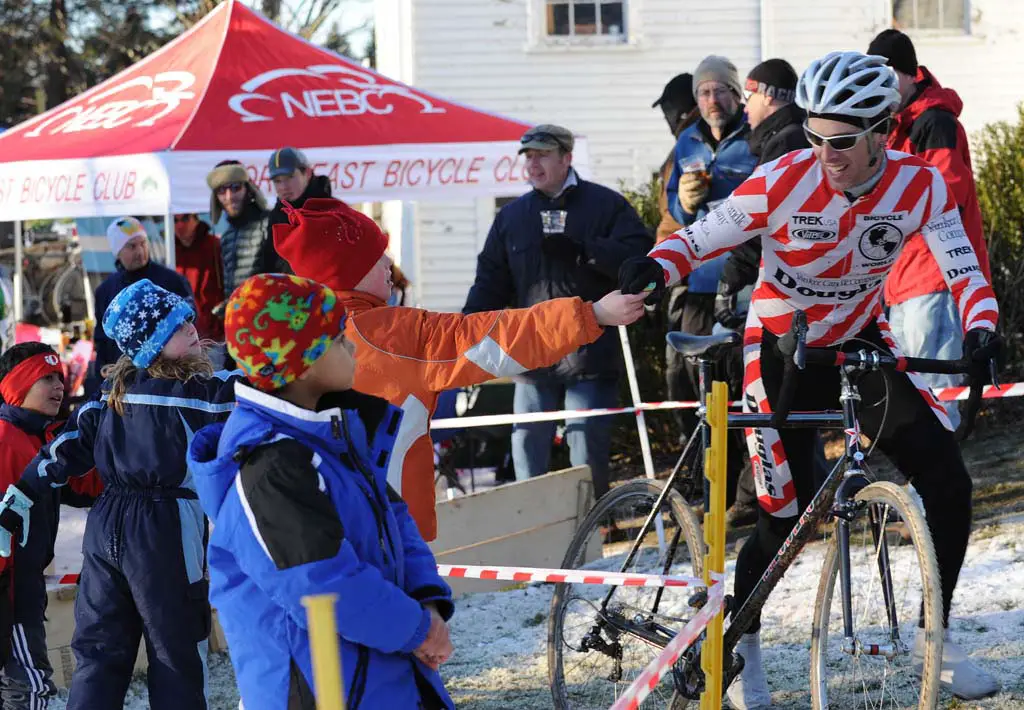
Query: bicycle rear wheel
[
  {"left": 549, "top": 479, "right": 703, "bottom": 709},
  {"left": 810, "top": 481, "right": 942, "bottom": 709}
]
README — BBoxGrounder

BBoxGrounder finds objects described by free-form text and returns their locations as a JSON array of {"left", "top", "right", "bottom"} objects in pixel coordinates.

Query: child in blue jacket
[
  {"left": 0, "top": 279, "right": 241, "bottom": 710},
  {"left": 187, "top": 273, "right": 455, "bottom": 709}
]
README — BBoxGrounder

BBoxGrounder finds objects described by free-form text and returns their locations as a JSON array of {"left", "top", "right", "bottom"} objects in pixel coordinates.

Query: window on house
[
  {"left": 893, "top": 0, "right": 968, "bottom": 33},
  {"left": 495, "top": 197, "right": 517, "bottom": 215},
  {"left": 546, "top": 1, "right": 626, "bottom": 40}
]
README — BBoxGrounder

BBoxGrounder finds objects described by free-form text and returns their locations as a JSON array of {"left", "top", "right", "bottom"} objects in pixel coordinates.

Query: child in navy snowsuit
[
  {"left": 0, "top": 279, "right": 243, "bottom": 710},
  {"left": 187, "top": 274, "right": 456, "bottom": 709}
]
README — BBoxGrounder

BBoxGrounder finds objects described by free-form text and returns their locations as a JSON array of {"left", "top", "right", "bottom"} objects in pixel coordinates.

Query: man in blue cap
[{"left": 262, "top": 147, "right": 332, "bottom": 273}]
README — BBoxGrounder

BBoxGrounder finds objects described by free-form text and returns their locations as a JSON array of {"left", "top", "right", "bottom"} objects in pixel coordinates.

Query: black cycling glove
[
  {"left": 618, "top": 256, "right": 666, "bottom": 304},
  {"left": 963, "top": 328, "right": 1003, "bottom": 385},
  {"left": 958, "top": 328, "right": 1004, "bottom": 441}
]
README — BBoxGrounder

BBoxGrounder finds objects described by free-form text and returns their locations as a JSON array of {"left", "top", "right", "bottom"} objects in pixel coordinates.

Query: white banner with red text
[{"left": 0, "top": 139, "right": 590, "bottom": 221}]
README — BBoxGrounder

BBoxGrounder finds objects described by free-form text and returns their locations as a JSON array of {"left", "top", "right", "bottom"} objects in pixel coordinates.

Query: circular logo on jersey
[
  {"left": 858, "top": 223, "right": 903, "bottom": 261},
  {"left": 44, "top": 355, "right": 59, "bottom": 366}
]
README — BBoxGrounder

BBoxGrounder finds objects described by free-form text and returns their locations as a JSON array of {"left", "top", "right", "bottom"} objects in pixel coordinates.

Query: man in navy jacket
[{"left": 463, "top": 124, "right": 652, "bottom": 498}]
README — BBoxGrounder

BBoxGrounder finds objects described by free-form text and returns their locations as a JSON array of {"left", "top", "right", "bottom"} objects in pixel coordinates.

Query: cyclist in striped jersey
[{"left": 620, "top": 51, "right": 1002, "bottom": 707}]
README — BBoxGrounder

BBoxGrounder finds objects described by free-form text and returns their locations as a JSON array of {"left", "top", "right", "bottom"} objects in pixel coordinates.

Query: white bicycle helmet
[{"left": 796, "top": 51, "right": 900, "bottom": 123}]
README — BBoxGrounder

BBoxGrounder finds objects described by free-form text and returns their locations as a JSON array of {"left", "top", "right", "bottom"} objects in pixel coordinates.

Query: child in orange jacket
[{"left": 274, "top": 198, "right": 647, "bottom": 540}]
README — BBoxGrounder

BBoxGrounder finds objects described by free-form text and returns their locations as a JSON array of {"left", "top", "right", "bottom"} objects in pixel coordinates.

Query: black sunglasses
[
  {"left": 521, "top": 132, "right": 570, "bottom": 152},
  {"left": 214, "top": 182, "right": 245, "bottom": 195}
]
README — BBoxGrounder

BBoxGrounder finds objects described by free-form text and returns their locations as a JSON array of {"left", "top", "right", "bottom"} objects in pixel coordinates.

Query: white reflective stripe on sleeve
[
  {"left": 387, "top": 394, "right": 429, "bottom": 494},
  {"left": 463, "top": 335, "right": 528, "bottom": 377},
  {"left": 234, "top": 475, "right": 273, "bottom": 562}
]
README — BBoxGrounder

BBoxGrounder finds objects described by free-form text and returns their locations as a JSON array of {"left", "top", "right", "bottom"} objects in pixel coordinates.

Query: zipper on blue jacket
[{"left": 338, "top": 413, "right": 398, "bottom": 565}]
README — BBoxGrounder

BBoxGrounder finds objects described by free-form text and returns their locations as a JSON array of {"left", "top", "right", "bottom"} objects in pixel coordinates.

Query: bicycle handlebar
[
  {"left": 770, "top": 309, "right": 986, "bottom": 436},
  {"left": 801, "top": 348, "right": 969, "bottom": 376}
]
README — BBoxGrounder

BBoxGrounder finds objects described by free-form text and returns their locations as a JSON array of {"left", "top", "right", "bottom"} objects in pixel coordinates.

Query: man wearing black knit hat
[
  {"left": 713, "top": 58, "right": 813, "bottom": 529},
  {"left": 867, "top": 29, "right": 993, "bottom": 439},
  {"left": 715, "top": 58, "right": 808, "bottom": 332}
]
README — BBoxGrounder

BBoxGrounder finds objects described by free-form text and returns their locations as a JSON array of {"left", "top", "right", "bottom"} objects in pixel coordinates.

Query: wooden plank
[
  {"left": 436, "top": 518, "right": 581, "bottom": 596},
  {"left": 431, "top": 465, "right": 592, "bottom": 552},
  {"left": 431, "top": 465, "right": 594, "bottom": 596}
]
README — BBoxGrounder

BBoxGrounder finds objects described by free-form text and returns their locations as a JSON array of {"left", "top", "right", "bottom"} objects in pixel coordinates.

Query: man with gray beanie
[{"left": 663, "top": 55, "right": 757, "bottom": 445}]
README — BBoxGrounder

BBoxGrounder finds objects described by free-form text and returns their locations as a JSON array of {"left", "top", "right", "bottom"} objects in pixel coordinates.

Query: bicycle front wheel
[
  {"left": 548, "top": 479, "right": 703, "bottom": 710},
  {"left": 810, "top": 481, "right": 942, "bottom": 709}
]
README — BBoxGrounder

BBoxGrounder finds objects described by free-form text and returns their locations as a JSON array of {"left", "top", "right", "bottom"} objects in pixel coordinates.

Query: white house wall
[
  {"left": 767, "top": 0, "right": 1024, "bottom": 137},
  {"left": 379, "top": 0, "right": 1024, "bottom": 312}
]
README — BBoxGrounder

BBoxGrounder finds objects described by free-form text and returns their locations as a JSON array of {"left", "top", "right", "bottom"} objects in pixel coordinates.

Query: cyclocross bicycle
[{"left": 548, "top": 311, "right": 980, "bottom": 709}]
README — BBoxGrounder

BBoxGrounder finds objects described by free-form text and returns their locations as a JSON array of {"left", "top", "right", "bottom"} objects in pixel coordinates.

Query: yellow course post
[
  {"left": 302, "top": 593, "right": 346, "bottom": 710},
  {"left": 700, "top": 380, "right": 728, "bottom": 709}
]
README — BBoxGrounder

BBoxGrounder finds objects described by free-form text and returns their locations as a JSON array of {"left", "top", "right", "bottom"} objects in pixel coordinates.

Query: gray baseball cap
[
  {"left": 268, "top": 147, "right": 310, "bottom": 179},
  {"left": 518, "top": 124, "right": 575, "bottom": 154}
]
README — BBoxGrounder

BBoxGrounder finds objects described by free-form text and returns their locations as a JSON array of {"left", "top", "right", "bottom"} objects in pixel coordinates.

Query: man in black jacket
[
  {"left": 463, "top": 124, "right": 652, "bottom": 498},
  {"left": 263, "top": 146, "right": 331, "bottom": 273},
  {"left": 716, "top": 59, "right": 814, "bottom": 529},
  {"left": 715, "top": 59, "right": 807, "bottom": 330}
]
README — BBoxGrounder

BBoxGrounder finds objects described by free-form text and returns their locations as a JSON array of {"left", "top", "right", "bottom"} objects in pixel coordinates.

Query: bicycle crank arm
[{"left": 840, "top": 637, "right": 902, "bottom": 661}]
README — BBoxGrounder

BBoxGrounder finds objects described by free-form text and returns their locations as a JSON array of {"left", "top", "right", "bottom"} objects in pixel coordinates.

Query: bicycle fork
[{"left": 834, "top": 368, "right": 901, "bottom": 661}]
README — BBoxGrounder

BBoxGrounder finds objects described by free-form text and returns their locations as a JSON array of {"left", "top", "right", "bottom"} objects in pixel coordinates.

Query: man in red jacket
[
  {"left": 868, "top": 30, "right": 992, "bottom": 430},
  {"left": 173, "top": 213, "right": 224, "bottom": 341}
]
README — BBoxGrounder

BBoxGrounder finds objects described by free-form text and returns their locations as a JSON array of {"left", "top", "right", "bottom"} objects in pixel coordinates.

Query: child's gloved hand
[
  {"left": 414, "top": 604, "right": 453, "bottom": 670},
  {"left": 0, "top": 485, "right": 33, "bottom": 558}
]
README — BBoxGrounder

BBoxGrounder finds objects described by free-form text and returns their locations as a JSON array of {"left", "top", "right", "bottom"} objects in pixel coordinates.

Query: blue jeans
[
  {"left": 888, "top": 291, "right": 963, "bottom": 430},
  {"left": 512, "top": 378, "right": 619, "bottom": 498}
]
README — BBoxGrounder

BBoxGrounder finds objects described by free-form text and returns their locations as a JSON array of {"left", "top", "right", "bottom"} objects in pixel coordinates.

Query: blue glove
[{"left": 0, "top": 485, "right": 33, "bottom": 558}]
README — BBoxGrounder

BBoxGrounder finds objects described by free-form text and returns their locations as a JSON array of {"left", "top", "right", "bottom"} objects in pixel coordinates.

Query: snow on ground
[
  {"left": 43, "top": 513, "right": 1024, "bottom": 709},
  {"left": 438, "top": 522, "right": 1024, "bottom": 710}
]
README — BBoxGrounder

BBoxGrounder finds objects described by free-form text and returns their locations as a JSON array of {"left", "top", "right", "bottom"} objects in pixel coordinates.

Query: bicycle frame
[{"left": 594, "top": 356, "right": 844, "bottom": 638}]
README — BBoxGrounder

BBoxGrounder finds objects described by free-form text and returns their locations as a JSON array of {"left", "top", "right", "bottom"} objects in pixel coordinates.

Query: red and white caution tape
[
  {"left": 46, "top": 573, "right": 79, "bottom": 586},
  {"left": 430, "top": 383, "right": 1024, "bottom": 431},
  {"left": 437, "top": 563, "right": 707, "bottom": 589},
  {"left": 49, "top": 566, "right": 712, "bottom": 590},
  {"left": 934, "top": 382, "right": 1024, "bottom": 401},
  {"left": 430, "top": 400, "right": 742, "bottom": 430},
  {"left": 610, "top": 584, "right": 725, "bottom": 710}
]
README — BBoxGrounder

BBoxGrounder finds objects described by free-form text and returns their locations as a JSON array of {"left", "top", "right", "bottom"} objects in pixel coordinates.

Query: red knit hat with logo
[{"left": 273, "top": 197, "right": 389, "bottom": 292}]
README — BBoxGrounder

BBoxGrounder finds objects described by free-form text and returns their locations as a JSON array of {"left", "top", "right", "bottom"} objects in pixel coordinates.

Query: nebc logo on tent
[{"left": 227, "top": 64, "right": 447, "bottom": 123}]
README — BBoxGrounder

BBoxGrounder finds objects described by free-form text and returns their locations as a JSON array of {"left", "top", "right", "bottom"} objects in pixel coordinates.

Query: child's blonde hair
[{"left": 106, "top": 342, "right": 215, "bottom": 416}]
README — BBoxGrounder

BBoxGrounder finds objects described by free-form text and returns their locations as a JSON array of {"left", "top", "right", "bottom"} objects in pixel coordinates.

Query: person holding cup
[{"left": 663, "top": 56, "right": 758, "bottom": 443}]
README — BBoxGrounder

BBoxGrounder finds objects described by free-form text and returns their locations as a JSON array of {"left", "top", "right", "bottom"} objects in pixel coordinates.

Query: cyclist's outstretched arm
[
  {"left": 650, "top": 171, "right": 770, "bottom": 287},
  {"left": 918, "top": 167, "right": 999, "bottom": 332}
]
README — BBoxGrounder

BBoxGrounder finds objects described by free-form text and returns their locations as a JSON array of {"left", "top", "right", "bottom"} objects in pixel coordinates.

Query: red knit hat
[
  {"left": 224, "top": 274, "right": 347, "bottom": 392},
  {"left": 273, "top": 197, "right": 389, "bottom": 292}
]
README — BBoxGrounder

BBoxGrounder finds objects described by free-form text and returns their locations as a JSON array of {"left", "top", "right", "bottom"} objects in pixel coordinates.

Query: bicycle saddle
[{"left": 666, "top": 330, "right": 740, "bottom": 358}]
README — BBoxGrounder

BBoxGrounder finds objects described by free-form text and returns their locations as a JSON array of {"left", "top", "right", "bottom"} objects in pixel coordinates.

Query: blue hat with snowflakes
[{"left": 103, "top": 279, "right": 196, "bottom": 368}]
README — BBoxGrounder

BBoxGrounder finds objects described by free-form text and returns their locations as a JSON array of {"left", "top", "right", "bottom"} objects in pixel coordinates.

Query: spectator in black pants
[{"left": 463, "top": 124, "right": 652, "bottom": 499}]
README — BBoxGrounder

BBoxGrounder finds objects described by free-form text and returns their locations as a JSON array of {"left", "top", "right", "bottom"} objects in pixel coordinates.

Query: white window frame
[
  {"left": 892, "top": 0, "right": 971, "bottom": 36},
  {"left": 526, "top": 0, "right": 640, "bottom": 50}
]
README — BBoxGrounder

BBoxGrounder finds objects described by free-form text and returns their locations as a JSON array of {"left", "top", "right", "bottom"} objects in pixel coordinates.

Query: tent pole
[
  {"left": 164, "top": 212, "right": 175, "bottom": 269},
  {"left": 13, "top": 221, "right": 23, "bottom": 322}
]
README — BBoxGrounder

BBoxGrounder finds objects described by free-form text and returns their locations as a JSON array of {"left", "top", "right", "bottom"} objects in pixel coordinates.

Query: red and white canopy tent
[{"left": 0, "top": 0, "right": 586, "bottom": 317}]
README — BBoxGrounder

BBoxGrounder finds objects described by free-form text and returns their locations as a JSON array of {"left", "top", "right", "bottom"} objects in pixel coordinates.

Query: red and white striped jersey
[{"left": 651, "top": 149, "right": 998, "bottom": 345}]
